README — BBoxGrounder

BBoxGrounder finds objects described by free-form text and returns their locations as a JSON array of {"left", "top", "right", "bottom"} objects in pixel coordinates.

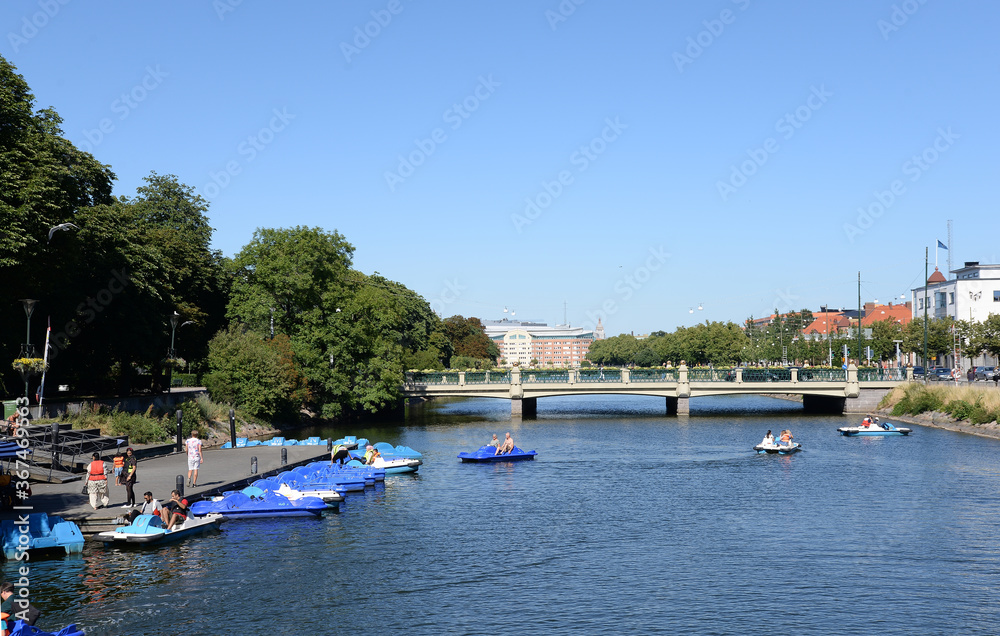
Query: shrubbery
[{"left": 887, "top": 383, "right": 999, "bottom": 424}]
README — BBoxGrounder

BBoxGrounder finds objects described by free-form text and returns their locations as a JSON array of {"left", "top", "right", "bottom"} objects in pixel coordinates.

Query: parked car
[
  {"left": 911, "top": 366, "right": 925, "bottom": 379},
  {"left": 928, "top": 367, "right": 953, "bottom": 381},
  {"left": 974, "top": 366, "right": 996, "bottom": 381}
]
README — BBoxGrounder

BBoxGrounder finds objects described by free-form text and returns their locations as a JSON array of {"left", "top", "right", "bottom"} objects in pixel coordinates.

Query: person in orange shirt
[{"left": 87, "top": 453, "right": 110, "bottom": 509}]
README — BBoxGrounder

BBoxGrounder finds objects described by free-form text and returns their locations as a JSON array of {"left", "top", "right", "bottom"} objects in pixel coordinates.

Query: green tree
[
  {"left": 203, "top": 327, "right": 304, "bottom": 421},
  {"left": 227, "top": 227, "right": 439, "bottom": 418},
  {"left": 965, "top": 314, "right": 1000, "bottom": 361},
  {"left": 869, "top": 318, "right": 904, "bottom": 363},
  {"left": 443, "top": 316, "right": 499, "bottom": 362}
]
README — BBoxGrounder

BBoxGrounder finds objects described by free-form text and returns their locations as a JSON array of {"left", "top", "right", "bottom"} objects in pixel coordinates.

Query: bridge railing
[
  {"left": 410, "top": 372, "right": 461, "bottom": 385},
  {"left": 631, "top": 369, "right": 678, "bottom": 382},
  {"left": 464, "top": 371, "right": 512, "bottom": 384},
  {"left": 797, "top": 368, "right": 846, "bottom": 382},
  {"left": 578, "top": 369, "right": 621, "bottom": 383},
  {"left": 858, "top": 368, "right": 905, "bottom": 381},
  {"left": 688, "top": 368, "right": 731, "bottom": 382},
  {"left": 523, "top": 371, "right": 570, "bottom": 383}
]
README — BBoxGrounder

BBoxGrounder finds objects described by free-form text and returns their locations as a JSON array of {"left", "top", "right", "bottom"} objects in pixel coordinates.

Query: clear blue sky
[{"left": 4, "top": 1, "right": 997, "bottom": 335}]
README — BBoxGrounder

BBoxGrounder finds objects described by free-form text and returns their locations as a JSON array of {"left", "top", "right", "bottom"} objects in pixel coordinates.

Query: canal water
[{"left": 12, "top": 394, "right": 1000, "bottom": 635}]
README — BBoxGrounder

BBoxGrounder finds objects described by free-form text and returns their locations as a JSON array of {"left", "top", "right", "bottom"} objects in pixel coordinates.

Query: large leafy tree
[
  {"left": 443, "top": 316, "right": 498, "bottom": 362},
  {"left": 964, "top": 314, "right": 1000, "bottom": 361},
  {"left": 902, "top": 316, "right": 956, "bottom": 363},
  {"left": 204, "top": 327, "right": 306, "bottom": 421},
  {"left": 227, "top": 226, "right": 439, "bottom": 419}
]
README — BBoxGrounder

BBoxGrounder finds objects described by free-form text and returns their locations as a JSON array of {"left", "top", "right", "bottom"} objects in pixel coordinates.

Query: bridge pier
[
  {"left": 802, "top": 395, "right": 846, "bottom": 414},
  {"left": 665, "top": 397, "right": 689, "bottom": 415},
  {"left": 511, "top": 397, "right": 536, "bottom": 418}
]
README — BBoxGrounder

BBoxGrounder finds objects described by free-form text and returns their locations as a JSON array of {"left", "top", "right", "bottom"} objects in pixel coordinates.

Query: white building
[
  {"left": 910, "top": 261, "right": 1000, "bottom": 366},
  {"left": 483, "top": 319, "right": 595, "bottom": 368}
]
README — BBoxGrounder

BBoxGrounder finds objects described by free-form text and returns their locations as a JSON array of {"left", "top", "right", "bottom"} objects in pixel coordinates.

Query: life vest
[
  {"left": 113, "top": 456, "right": 124, "bottom": 470},
  {"left": 88, "top": 460, "right": 106, "bottom": 481},
  {"left": 780, "top": 433, "right": 791, "bottom": 443},
  {"left": 363, "top": 449, "right": 374, "bottom": 463}
]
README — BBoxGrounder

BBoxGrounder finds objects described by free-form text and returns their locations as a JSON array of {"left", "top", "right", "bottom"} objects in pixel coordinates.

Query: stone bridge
[{"left": 403, "top": 364, "right": 910, "bottom": 417}]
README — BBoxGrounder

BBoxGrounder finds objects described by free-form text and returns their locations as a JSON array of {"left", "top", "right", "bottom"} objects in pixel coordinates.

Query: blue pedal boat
[
  {"left": 94, "top": 513, "right": 224, "bottom": 546},
  {"left": 372, "top": 442, "right": 422, "bottom": 459},
  {"left": 838, "top": 421, "right": 912, "bottom": 436},
  {"left": 458, "top": 445, "right": 537, "bottom": 462},
  {"left": 1, "top": 513, "right": 84, "bottom": 561},
  {"left": 190, "top": 488, "right": 326, "bottom": 518},
  {"left": 10, "top": 621, "right": 85, "bottom": 636}
]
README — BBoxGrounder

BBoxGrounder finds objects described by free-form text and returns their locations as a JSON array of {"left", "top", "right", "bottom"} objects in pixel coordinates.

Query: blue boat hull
[
  {"left": 458, "top": 445, "right": 537, "bottom": 462},
  {"left": 190, "top": 490, "right": 326, "bottom": 518},
  {"left": 1, "top": 513, "right": 84, "bottom": 561},
  {"left": 95, "top": 514, "right": 223, "bottom": 546}
]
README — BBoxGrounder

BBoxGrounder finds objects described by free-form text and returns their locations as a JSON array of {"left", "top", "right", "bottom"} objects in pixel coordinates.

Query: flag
[
  {"left": 937, "top": 240, "right": 948, "bottom": 250},
  {"left": 38, "top": 317, "right": 51, "bottom": 406}
]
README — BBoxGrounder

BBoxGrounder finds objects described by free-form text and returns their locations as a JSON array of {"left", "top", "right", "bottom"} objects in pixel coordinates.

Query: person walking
[
  {"left": 185, "top": 430, "right": 203, "bottom": 488},
  {"left": 86, "top": 452, "right": 110, "bottom": 509},
  {"left": 121, "top": 447, "right": 138, "bottom": 508}
]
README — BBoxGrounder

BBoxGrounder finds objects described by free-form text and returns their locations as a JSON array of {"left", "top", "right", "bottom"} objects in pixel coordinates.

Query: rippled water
[{"left": 11, "top": 395, "right": 1000, "bottom": 635}]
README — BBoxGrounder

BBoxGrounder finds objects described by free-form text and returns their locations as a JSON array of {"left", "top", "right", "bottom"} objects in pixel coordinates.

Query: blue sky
[{"left": 4, "top": 1, "right": 997, "bottom": 335}]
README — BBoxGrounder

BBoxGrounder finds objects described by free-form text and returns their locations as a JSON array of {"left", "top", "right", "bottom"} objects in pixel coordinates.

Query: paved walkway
[{"left": 7, "top": 445, "right": 332, "bottom": 533}]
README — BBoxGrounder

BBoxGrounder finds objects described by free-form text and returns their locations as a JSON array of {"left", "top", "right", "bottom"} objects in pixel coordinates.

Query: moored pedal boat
[
  {"left": 1, "top": 513, "right": 84, "bottom": 560},
  {"left": 94, "top": 513, "right": 223, "bottom": 546},
  {"left": 190, "top": 489, "right": 326, "bottom": 518}
]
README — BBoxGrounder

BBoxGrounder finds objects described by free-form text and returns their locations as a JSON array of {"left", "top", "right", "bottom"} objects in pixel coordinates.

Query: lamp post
[
  {"left": 167, "top": 312, "right": 180, "bottom": 393},
  {"left": 19, "top": 299, "right": 38, "bottom": 400}
]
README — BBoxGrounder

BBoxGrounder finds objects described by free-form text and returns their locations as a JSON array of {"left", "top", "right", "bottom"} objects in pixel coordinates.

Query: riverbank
[{"left": 875, "top": 382, "right": 1000, "bottom": 441}]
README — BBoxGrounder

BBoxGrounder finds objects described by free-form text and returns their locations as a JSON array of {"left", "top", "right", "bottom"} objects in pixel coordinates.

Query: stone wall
[{"left": 26, "top": 388, "right": 207, "bottom": 420}]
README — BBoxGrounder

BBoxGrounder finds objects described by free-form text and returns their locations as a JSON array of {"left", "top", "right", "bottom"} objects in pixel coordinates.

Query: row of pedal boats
[
  {"left": 95, "top": 439, "right": 423, "bottom": 547},
  {"left": 754, "top": 420, "right": 913, "bottom": 455}
]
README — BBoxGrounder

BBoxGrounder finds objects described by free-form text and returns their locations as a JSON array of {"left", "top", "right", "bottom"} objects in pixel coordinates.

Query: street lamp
[
  {"left": 19, "top": 299, "right": 38, "bottom": 400},
  {"left": 169, "top": 312, "right": 180, "bottom": 358},
  {"left": 167, "top": 312, "right": 194, "bottom": 393},
  {"left": 19, "top": 299, "right": 38, "bottom": 358}
]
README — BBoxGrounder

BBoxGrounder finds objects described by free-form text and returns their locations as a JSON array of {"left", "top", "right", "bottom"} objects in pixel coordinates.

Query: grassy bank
[
  {"left": 880, "top": 383, "right": 1000, "bottom": 426},
  {"left": 34, "top": 394, "right": 280, "bottom": 446}
]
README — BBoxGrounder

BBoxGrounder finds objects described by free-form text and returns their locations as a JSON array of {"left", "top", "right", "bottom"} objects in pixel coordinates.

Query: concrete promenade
[{"left": 9, "top": 444, "right": 331, "bottom": 535}]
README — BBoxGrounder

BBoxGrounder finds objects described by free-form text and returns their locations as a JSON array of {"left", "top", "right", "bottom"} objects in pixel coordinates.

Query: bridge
[{"left": 403, "top": 364, "right": 911, "bottom": 417}]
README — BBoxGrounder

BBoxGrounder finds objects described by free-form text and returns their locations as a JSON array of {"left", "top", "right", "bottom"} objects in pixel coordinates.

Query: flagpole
[{"left": 38, "top": 317, "right": 51, "bottom": 406}]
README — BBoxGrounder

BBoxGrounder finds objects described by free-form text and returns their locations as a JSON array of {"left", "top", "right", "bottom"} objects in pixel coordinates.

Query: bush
[
  {"left": 205, "top": 326, "right": 304, "bottom": 422},
  {"left": 945, "top": 399, "right": 975, "bottom": 421},
  {"left": 107, "top": 410, "right": 170, "bottom": 444}
]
